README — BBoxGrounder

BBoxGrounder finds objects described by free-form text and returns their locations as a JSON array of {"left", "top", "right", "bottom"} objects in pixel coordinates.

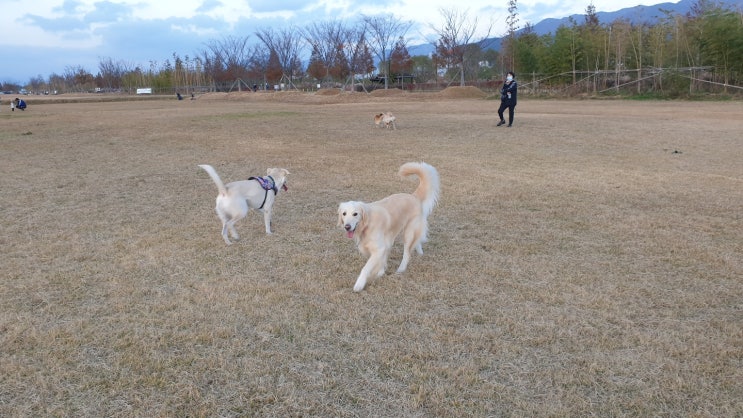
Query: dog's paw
[{"left": 353, "top": 279, "right": 367, "bottom": 292}]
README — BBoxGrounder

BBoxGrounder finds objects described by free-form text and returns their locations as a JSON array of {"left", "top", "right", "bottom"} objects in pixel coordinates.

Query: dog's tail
[
  {"left": 198, "top": 164, "right": 228, "bottom": 196},
  {"left": 399, "top": 162, "right": 440, "bottom": 218}
]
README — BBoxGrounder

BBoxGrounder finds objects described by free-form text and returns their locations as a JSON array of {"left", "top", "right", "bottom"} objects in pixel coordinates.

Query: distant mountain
[{"left": 408, "top": 0, "right": 742, "bottom": 56}]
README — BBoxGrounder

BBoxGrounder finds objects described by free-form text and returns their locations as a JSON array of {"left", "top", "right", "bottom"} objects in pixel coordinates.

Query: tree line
[{"left": 3, "top": 1, "right": 741, "bottom": 98}]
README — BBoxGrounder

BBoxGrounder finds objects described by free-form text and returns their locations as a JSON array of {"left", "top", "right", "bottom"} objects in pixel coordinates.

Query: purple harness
[{"left": 248, "top": 176, "right": 278, "bottom": 209}]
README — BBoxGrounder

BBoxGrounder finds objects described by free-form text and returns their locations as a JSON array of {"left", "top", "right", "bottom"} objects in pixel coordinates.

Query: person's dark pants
[{"left": 498, "top": 102, "right": 516, "bottom": 126}]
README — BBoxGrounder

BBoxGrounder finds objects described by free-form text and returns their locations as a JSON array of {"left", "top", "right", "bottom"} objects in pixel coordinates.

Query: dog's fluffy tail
[
  {"left": 399, "top": 162, "right": 440, "bottom": 218},
  {"left": 198, "top": 164, "right": 228, "bottom": 196}
]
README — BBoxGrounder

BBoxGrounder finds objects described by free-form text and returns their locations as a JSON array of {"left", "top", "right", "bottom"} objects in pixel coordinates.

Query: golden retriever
[
  {"left": 338, "top": 162, "right": 440, "bottom": 291},
  {"left": 199, "top": 164, "right": 289, "bottom": 245},
  {"left": 374, "top": 112, "right": 397, "bottom": 130}
]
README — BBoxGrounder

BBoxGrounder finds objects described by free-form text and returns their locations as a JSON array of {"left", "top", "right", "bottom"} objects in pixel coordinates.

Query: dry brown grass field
[{"left": 1, "top": 89, "right": 741, "bottom": 417}]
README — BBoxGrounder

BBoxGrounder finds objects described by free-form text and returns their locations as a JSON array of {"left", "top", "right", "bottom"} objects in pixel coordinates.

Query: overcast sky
[{"left": 1, "top": 0, "right": 674, "bottom": 84}]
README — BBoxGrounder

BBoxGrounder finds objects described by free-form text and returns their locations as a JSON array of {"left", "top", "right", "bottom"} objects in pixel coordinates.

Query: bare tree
[
  {"left": 27, "top": 75, "right": 46, "bottom": 94},
  {"left": 98, "top": 57, "right": 131, "bottom": 90},
  {"left": 200, "top": 35, "right": 254, "bottom": 88},
  {"left": 64, "top": 65, "right": 95, "bottom": 92},
  {"left": 430, "top": 7, "right": 493, "bottom": 86},
  {"left": 300, "top": 20, "right": 373, "bottom": 89},
  {"left": 341, "top": 23, "right": 374, "bottom": 90},
  {"left": 504, "top": 0, "right": 520, "bottom": 71},
  {"left": 246, "top": 45, "right": 269, "bottom": 89},
  {"left": 47, "top": 73, "right": 66, "bottom": 93},
  {"left": 255, "top": 27, "right": 305, "bottom": 88},
  {"left": 303, "top": 21, "right": 347, "bottom": 84},
  {"left": 363, "top": 14, "right": 412, "bottom": 89}
]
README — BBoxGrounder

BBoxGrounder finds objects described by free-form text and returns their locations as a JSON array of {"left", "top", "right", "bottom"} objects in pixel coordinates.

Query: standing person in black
[{"left": 497, "top": 71, "right": 517, "bottom": 127}]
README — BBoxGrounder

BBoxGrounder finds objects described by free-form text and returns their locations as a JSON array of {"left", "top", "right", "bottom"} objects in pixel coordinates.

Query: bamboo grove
[{"left": 503, "top": 1, "right": 743, "bottom": 97}]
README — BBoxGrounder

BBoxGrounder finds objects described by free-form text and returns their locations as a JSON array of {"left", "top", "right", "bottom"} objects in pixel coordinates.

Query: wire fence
[{"left": 35, "top": 66, "right": 743, "bottom": 98}]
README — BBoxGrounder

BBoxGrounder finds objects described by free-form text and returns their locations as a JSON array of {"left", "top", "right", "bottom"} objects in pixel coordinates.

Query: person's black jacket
[{"left": 500, "top": 81, "right": 518, "bottom": 105}]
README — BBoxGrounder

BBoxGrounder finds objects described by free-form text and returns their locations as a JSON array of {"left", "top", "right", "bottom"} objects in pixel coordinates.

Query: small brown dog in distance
[{"left": 374, "top": 112, "right": 397, "bottom": 130}]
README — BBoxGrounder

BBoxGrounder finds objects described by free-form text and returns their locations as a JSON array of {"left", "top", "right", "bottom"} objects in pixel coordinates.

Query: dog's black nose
[{"left": 344, "top": 224, "right": 352, "bottom": 231}]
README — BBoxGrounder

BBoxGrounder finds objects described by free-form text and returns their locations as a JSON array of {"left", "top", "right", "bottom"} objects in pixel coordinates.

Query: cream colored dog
[
  {"left": 199, "top": 164, "right": 289, "bottom": 245},
  {"left": 374, "top": 112, "right": 397, "bottom": 130},
  {"left": 338, "top": 162, "right": 440, "bottom": 291}
]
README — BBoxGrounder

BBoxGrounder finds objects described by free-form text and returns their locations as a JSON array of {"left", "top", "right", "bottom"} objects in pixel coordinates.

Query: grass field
[{"left": 1, "top": 91, "right": 741, "bottom": 416}]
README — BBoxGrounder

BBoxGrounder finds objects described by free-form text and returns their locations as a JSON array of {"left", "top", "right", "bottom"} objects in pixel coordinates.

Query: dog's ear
[
  {"left": 337, "top": 204, "right": 346, "bottom": 226},
  {"left": 267, "top": 168, "right": 289, "bottom": 178}
]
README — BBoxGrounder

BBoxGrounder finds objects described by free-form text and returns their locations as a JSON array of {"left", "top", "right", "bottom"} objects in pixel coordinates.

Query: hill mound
[
  {"left": 438, "top": 86, "right": 488, "bottom": 99},
  {"left": 315, "top": 89, "right": 341, "bottom": 96},
  {"left": 369, "top": 88, "right": 406, "bottom": 97}
]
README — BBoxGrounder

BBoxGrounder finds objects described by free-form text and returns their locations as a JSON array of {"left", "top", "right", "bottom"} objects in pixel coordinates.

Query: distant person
[
  {"left": 10, "top": 98, "right": 15, "bottom": 111},
  {"left": 177, "top": 92, "right": 183, "bottom": 100},
  {"left": 497, "top": 71, "right": 517, "bottom": 127},
  {"left": 15, "top": 98, "right": 27, "bottom": 111}
]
